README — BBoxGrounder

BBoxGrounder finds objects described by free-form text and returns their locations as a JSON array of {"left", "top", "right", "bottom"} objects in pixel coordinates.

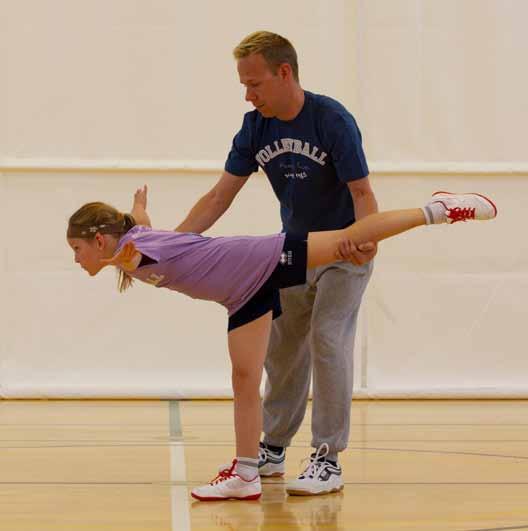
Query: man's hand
[
  {"left": 100, "top": 241, "right": 141, "bottom": 271},
  {"left": 335, "top": 240, "right": 377, "bottom": 266}
]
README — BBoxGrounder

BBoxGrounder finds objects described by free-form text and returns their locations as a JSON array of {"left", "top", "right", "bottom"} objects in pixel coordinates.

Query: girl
[{"left": 67, "top": 186, "right": 496, "bottom": 501}]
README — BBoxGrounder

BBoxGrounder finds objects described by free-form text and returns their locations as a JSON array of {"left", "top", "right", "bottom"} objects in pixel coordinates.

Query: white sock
[
  {"left": 235, "top": 457, "right": 259, "bottom": 481},
  {"left": 422, "top": 202, "right": 446, "bottom": 225}
]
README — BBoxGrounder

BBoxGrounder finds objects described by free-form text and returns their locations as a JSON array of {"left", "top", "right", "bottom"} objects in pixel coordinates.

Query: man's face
[{"left": 237, "top": 53, "right": 287, "bottom": 118}]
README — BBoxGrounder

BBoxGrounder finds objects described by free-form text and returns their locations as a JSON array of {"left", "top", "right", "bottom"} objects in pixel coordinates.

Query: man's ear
[{"left": 278, "top": 63, "right": 293, "bottom": 80}]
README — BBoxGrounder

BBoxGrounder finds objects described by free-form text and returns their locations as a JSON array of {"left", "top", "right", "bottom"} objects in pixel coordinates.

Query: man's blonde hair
[{"left": 233, "top": 31, "right": 299, "bottom": 82}]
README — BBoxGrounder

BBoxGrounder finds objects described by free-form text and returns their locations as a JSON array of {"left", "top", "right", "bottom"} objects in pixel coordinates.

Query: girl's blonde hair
[{"left": 67, "top": 202, "right": 136, "bottom": 292}]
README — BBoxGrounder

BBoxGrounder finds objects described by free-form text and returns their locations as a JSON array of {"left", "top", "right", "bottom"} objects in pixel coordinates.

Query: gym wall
[{"left": 2, "top": 0, "right": 526, "bottom": 397}]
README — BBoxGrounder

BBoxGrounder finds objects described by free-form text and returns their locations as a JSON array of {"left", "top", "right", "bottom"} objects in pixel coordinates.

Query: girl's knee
[{"left": 232, "top": 367, "right": 261, "bottom": 393}]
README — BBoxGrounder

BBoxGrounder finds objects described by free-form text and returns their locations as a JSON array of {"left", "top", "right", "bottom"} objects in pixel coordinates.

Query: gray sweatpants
[{"left": 262, "top": 260, "right": 373, "bottom": 458}]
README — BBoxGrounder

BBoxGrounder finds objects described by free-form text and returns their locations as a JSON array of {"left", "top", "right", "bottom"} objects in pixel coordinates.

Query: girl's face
[{"left": 67, "top": 234, "right": 113, "bottom": 276}]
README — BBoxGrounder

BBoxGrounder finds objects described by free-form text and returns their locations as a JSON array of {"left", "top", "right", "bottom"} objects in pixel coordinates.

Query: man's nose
[{"left": 245, "top": 88, "right": 256, "bottom": 102}]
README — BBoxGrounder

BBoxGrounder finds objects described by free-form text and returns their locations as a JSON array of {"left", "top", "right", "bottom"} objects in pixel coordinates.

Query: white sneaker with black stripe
[
  {"left": 286, "top": 443, "right": 343, "bottom": 496},
  {"left": 258, "top": 442, "right": 285, "bottom": 477}
]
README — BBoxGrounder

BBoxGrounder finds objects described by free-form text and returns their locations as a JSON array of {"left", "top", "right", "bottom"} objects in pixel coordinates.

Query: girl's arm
[
  {"left": 100, "top": 241, "right": 141, "bottom": 271},
  {"left": 131, "top": 185, "right": 152, "bottom": 227}
]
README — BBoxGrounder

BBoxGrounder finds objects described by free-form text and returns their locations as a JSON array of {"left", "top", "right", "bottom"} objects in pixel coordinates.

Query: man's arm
[
  {"left": 348, "top": 176, "right": 378, "bottom": 220},
  {"left": 175, "top": 171, "right": 249, "bottom": 233},
  {"left": 336, "top": 177, "right": 379, "bottom": 264}
]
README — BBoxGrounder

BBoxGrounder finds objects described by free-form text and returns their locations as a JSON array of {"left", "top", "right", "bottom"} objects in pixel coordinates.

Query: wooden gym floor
[{"left": 1, "top": 399, "right": 528, "bottom": 530}]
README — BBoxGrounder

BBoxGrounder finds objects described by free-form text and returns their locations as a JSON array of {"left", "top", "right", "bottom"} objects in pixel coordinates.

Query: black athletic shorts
[{"left": 227, "top": 233, "right": 308, "bottom": 332}]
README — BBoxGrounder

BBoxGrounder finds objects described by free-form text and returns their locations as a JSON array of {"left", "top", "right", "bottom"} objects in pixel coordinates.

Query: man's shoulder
[
  {"left": 241, "top": 108, "right": 264, "bottom": 128},
  {"left": 306, "top": 91, "right": 353, "bottom": 118}
]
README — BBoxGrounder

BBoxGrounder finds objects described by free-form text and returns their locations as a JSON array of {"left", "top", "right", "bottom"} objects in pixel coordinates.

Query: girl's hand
[
  {"left": 131, "top": 184, "right": 152, "bottom": 227},
  {"left": 100, "top": 241, "right": 140, "bottom": 271},
  {"left": 133, "top": 185, "right": 148, "bottom": 210}
]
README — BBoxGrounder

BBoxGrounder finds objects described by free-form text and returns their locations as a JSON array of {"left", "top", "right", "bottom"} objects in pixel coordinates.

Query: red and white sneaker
[
  {"left": 191, "top": 460, "right": 262, "bottom": 502},
  {"left": 429, "top": 191, "right": 498, "bottom": 224}
]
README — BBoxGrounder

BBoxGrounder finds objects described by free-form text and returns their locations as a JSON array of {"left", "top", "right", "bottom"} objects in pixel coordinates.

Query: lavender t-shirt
[{"left": 117, "top": 226, "right": 286, "bottom": 316}]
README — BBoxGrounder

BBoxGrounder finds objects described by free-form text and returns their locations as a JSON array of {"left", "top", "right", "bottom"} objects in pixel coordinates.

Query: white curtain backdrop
[{"left": 2, "top": 0, "right": 526, "bottom": 397}]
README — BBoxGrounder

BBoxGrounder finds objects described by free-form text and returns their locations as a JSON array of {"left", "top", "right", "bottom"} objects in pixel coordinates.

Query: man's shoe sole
[
  {"left": 260, "top": 471, "right": 284, "bottom": 477},
  {"left": 287, "top": 484, "right": 344, "bottom": 496}
]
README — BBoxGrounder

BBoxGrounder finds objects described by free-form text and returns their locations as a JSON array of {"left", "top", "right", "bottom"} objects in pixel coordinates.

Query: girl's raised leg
[
  {"left": 307, "top": 191, "right": 497, "bottom": 269},
  {"left": 307, "top": 208, "right": 426, "bottom": 268}
]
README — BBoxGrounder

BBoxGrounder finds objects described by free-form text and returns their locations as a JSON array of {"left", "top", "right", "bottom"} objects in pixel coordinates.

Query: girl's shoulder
[
  {"left": 128, "top": 225, "right": 153, "bottom": 237},
  {"left": 117, "top": 225, "right": 154, "bottom": 250},
  {"left": 124, "top": 227, "right": 208, "bottom": 248}
]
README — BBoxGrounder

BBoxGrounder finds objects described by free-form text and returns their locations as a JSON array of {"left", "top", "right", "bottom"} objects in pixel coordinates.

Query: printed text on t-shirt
[{"left": 255, "top": 139, "right": 327, "bottom": 167}]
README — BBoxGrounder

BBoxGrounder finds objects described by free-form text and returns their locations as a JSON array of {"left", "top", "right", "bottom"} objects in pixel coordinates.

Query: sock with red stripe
[{"left": 235, "top": 457, "right": 259, "bottom": 481}]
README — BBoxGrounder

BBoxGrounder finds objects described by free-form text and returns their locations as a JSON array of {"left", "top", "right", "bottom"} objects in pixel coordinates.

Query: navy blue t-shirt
[{"left": 225, "top": 91, "right": 369, "bottom": 234}]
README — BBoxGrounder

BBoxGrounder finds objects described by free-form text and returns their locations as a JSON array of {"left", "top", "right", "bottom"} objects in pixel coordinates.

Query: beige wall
[
  {"left": 2, "top": 0, "right": 525, "bottom": 397},
  {"left": 4, "top": 0, "right": 349, "bottom": 164},
  {"left": 353, "top": 0, "right": 528, "bottom": 168}
]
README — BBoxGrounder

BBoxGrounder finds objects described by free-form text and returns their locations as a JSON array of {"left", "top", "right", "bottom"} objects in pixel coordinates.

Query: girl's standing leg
[
  {"left": 228, "top": 310, "right": 273, "bottom": 458},
  {"left": 191, "top": 311, "right": 272, "bottom": 501}
]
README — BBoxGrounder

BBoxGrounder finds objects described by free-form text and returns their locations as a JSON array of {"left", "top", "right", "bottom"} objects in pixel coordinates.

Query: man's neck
[{"left": 276, "top": 87, "right": 305, "bottom": 121}]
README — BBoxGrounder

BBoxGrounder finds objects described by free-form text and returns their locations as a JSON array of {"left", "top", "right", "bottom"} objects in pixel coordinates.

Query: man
[{"left": 176, "top": 31, "right": 378, "bottom": 496}]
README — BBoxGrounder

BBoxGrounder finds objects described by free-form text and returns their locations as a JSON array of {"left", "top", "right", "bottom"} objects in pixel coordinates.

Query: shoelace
[
  {"left": 209, "top": 459, "right": 237, "bottom": 485},
  {"left": 446, "top": 206, "right": 475, "bottom": 223},
  {"left": 259, "top": 443, "right": 282, "bottom": 463},
  {"left": 258, "top": 446, "right": 267, "bottom": 462},
  {"left": 298, "top": 442, "right": 330, "bottom": 479}
]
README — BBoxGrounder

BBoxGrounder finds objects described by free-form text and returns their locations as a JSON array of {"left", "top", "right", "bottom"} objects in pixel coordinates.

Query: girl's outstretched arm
[
  {"left": 131, "top": 185, "right": 152, "bottom": 227},
  {"left": 100, "top": 241, "right": 141, "bottom": 271}
]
